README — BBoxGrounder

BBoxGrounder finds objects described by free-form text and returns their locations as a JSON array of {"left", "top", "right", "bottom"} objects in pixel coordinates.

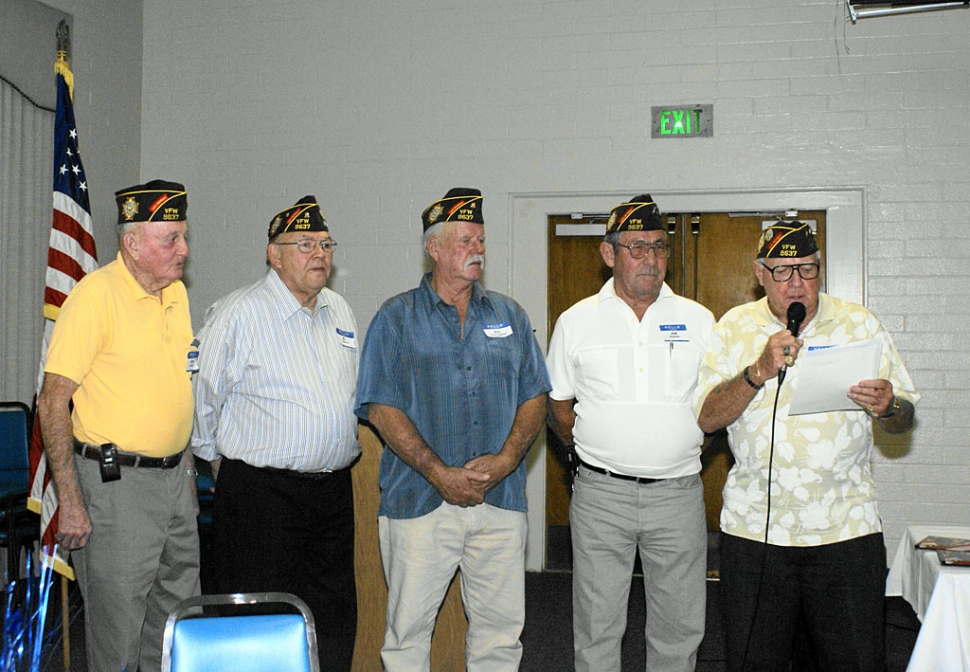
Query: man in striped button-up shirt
[{"left": 192, "top": 195, "right": 359, "bottom": 670}]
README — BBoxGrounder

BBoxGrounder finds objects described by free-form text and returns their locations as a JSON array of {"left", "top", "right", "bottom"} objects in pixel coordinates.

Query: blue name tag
[
  {"left": 807, "top": 345, "right": 835, "bottom": 352},
  {"left": 336, "top": 328, "right": 356, "bottom": 348},
  {"left": 660, "top": 324, "right": 687, "bottom": 332}
]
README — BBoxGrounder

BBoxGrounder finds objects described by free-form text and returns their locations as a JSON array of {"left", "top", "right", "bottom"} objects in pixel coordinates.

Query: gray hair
[
  {"left": 423, "top": 221, "right": 446, "bottom": 259},
  {"left": 118, "top": 220, "right": 140, "bottom": 238}
]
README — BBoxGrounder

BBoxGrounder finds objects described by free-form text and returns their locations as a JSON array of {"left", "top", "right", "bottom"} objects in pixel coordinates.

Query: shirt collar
[
  {"left": 265, "top": 268, "right": 329, "bottom": 320},
  {"left": 597, "top": 278, "right": 674, "bottom": 305},
  {"left": 418, "top": 272, "right": 491, "bottom": 313},
  {"left": 112, "top": 251, "right": 184, "bottom": 308},
  {"left": 753, "top": 292, "right": 832, "bottom": 332}
]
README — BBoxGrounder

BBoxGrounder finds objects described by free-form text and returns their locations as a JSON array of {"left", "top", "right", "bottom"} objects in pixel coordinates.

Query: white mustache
[{"left": 465, "top": 255, "right": 485, "bottom": 271}]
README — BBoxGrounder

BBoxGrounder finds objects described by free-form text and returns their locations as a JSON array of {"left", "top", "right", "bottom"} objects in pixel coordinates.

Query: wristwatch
[{"left": 879, "top": 395, "right": 901, "bottom": 419}]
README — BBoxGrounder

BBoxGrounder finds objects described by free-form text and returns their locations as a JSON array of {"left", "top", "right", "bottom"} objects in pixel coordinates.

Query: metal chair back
[{"left": 161, "top": 592, "right": 320, "bottom": 672}]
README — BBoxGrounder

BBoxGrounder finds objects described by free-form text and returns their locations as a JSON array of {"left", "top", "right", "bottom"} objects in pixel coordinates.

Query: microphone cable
[
  {"left": 739, "top": 301, "right": 805, "bottom": 668},
  {"left": 739, "top": 369, "right": 786, "bottom": 670}
]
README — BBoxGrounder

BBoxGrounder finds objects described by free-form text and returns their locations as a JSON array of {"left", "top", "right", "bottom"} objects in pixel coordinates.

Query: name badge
[
  {"left": 186, "top": 350, "right": 200, "bottom": 373},
  {"left": 660, "top": 323, "right": 688, "bottom": 343},
  {"left": 336, "top": 328, "right": 356, "bottom": 348},
  {"left": 483, "top": 322, "right": 513, "bottom": 338}
]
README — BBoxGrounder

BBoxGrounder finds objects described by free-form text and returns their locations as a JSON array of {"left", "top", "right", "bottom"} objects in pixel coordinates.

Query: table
[{"left": 886, "top": 525, "right": 970, "bottom": 671}]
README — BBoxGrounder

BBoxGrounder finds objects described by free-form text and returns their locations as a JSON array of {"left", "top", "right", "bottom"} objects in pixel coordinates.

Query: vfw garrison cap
[
  {"left": 422, "top": 188, "right": 484, "bottom": 231},
  {"left": 115, "top": 179, "right": 187, "bottom": 224},
  {"left": 757, "top": 221, "right": 818, "bottom": 259},
  {"left": 606, "top": 194, "right": 662, "bottom": 235},
  {"left": 267, "top": 195, "right": 329, "bottom": 239}
]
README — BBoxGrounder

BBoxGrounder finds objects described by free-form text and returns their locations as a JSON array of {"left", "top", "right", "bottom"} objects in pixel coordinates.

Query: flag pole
[
  {"left": 60, "top": 574, "right": 70, "bottom": 670},
  {"left": 55, "top": 22, "right": 72, "bottom": 672}
]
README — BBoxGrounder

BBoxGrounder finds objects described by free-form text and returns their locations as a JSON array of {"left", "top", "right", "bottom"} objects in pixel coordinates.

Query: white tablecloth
[{"left": 886, "top": 525, "right": 970, "bottom": 672}]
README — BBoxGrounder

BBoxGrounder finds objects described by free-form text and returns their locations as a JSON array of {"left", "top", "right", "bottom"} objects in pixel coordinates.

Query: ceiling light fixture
[{"left": 846, "top": 0, "right": 969, "bottom": 21}]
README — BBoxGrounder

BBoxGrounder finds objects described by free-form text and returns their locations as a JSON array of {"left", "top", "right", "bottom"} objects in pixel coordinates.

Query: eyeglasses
[
  {"left": 760, "top": 261, "right": 820, "bottom": 282},
  {"left": 614, "top": 241, "right": 670, "bottom": 259},
  {"left": 275, "top": 239, "right": 338, "bottom": 254}
]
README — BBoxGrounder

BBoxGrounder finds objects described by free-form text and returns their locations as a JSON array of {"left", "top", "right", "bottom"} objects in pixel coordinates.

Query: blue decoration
[{"left": 2, "top": 547, "right": 56, "bottom": 671}]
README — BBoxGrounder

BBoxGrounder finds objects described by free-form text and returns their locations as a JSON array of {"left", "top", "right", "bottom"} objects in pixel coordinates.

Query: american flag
[{"left": 27, "top": 53, "right": 99, "bottom": 579}]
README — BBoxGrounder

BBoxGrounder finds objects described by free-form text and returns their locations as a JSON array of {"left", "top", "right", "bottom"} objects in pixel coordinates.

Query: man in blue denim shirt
[{"left": 356, "top": 187, "right": 550, "bottom": 672}]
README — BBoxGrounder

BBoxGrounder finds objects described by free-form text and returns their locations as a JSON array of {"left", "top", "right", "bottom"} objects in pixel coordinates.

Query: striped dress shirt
[{"left": 192, "top": 269, "right": 360, "bottom": 472}]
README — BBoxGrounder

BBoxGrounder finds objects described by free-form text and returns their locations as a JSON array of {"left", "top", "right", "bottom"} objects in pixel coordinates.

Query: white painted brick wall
[{"left": 130, "top": 0, "right": 970, "bottom": 562}]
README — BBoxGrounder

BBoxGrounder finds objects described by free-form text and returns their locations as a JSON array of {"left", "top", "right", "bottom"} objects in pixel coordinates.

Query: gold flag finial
[{"left": 56, "top": 19, "right": 70, "bottom": 61}]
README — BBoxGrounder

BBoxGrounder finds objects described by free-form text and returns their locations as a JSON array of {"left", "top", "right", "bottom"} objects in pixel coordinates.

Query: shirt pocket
[
  {"left": 574, "top": 345, "right": 626, "bottom": 400},
  {"left": 663, "top": 346, "right": 702, "bottom": 403}
]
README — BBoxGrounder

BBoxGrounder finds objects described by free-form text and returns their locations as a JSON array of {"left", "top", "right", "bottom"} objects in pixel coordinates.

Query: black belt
[
  {"left": 578, "top": 458, "right": 663, "bottom": 485},
  {"left": 73, "top": 439, "right": 183, "bottom": 469},
  {"left": 260, "top": 464, "right": 340, "bottom": 481}
]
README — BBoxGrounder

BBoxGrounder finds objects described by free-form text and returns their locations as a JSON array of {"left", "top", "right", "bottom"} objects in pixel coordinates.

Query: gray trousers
[
  {"left": 73, "top": 453, "right": 200, "bottom": 672},
  {"left": 571, "top": 468, "right": 707, "bottom": 672}
]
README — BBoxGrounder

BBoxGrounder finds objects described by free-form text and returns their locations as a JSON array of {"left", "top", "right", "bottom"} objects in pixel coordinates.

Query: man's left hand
[
  {"left": 463, "top": 453, "right": 514, "bottom": 493},
  {"left": 848, "top": 378, "right": 894, "bottom": 417}
]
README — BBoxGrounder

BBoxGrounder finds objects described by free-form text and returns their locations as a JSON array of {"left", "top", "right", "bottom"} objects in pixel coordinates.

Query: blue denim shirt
[{"left": 356, "top": 273, "right": 551, "bottom": 519}]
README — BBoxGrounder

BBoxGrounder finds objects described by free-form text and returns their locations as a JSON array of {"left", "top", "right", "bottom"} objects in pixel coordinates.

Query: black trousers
[
  {"left": 720, "top": 532, "right": 886, "bottom": 672},
  {"left": 213, "top": 457, "right": 357, "bottom": 671}
]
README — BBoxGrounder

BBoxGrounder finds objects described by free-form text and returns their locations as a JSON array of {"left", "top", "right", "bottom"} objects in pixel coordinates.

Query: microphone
[
  {"left": 786, "top": 301, "right": 806, "bottom": 338},
  {"left": 778, "top": 302, "right": 806, "bottom": 384}
]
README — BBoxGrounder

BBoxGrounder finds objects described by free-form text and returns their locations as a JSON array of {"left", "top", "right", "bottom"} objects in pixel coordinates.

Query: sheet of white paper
[{"left": 788, "top": 338, "right": 881, "bottom": 415}]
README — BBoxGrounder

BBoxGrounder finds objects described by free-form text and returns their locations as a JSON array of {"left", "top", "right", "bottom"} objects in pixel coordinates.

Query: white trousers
[{"left": 379, "top": 503, "right": 528, "bottom": 672}]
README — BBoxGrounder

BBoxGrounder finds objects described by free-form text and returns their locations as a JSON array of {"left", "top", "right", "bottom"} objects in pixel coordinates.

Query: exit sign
[{"left": 651, "top": 105, "right": 713, "bottom": 138}]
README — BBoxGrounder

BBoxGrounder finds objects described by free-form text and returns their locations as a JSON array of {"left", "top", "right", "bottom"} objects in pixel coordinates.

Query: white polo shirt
[{"left": 546, "top": 280, "right": 714, "bottom": 479}]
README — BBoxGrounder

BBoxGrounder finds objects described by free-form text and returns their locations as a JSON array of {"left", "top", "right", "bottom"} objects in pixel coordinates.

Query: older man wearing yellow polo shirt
[{"left": 37, "top": 179, "right": 199, "bottom": 672}]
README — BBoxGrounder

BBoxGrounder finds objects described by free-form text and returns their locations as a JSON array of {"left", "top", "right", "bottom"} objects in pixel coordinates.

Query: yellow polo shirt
[{"left": 45, "top": 253, "right": 194, "bottom": 457}]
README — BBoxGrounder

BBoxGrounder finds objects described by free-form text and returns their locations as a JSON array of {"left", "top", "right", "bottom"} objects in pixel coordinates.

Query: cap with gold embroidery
[
  {"left": 115, "top": 179, "right": 187, "bottom": 224},
  {"left": 757, "top": 221, "right": 818, "bottom": 259},
  {"left": 422, "top": 188, "right": 484, "bottom": 231},
  {"left": 267, "top": 195, "right": 328, "bottom": 239},
  {"left": 606, "top": 194, "right": 662, "bottom": 235}
]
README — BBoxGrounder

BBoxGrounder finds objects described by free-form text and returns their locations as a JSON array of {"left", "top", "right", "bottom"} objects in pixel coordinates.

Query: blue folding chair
[
  {"left": 161, "top": 592, "right": 320, "bottom": 672},
  {"left": 0, "top": 402, "right": 39, "bottom": 582}
]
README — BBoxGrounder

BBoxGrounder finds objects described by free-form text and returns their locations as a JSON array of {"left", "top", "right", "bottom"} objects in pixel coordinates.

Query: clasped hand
[{"left": 435, "top": 453, "right": 513, "bottom": 507}]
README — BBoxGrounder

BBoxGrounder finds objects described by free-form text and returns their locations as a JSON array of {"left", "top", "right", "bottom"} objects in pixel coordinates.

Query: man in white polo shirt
[{"left": 546, "top": 194, "right": 714, "bottom": 672}]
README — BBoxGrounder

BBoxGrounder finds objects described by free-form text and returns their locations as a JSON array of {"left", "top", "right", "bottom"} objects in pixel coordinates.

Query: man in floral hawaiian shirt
[{"left": 693, "top": 221, "right": 918, "bottom": 671}]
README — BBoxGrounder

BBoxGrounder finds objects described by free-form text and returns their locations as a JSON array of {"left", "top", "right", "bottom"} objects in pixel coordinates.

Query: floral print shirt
[{"left": 693, "top": 293, "right": 919, "bottom": 546}]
